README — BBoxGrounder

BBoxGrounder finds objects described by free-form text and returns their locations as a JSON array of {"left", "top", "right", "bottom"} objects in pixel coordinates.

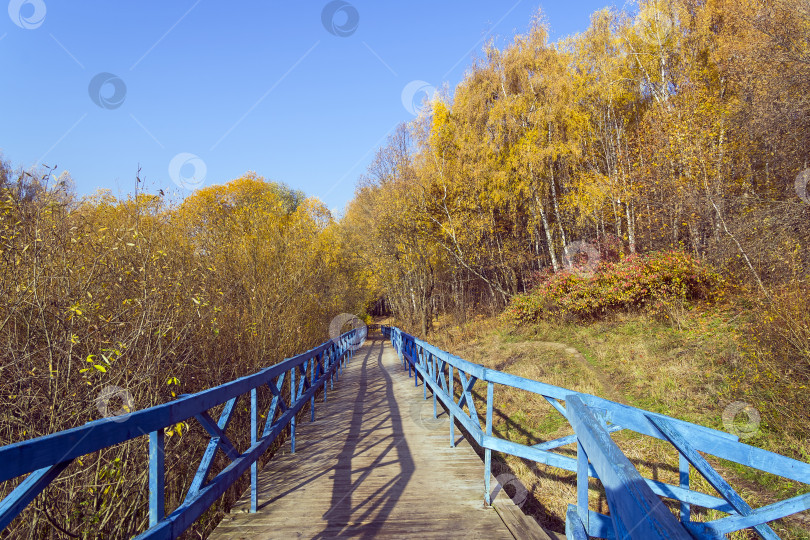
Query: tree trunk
[
  {"left": 625, "top": 201, "right": 636, "bottom": 254},
  {"left": 551, "top": 170, "right": 567, "bottom": 248},
  {"left": 537, "top": 200, "right": 558, "bottom": 272}
]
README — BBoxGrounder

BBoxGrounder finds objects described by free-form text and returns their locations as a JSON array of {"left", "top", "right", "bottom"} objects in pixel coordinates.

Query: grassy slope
[{"left": 427, "top": 307, "right": 810, "bottom": 538}]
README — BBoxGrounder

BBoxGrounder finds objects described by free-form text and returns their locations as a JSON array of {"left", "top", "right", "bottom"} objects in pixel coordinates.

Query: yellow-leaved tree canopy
[{"left": 0, "top": 169, "right": 371, "bottom": 538}]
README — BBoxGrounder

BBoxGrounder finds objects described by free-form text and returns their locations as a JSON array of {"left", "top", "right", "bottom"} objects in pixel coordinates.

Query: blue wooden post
[
  {"left": 339, "top": 340, "right": 344, "bottom": 377},
  {"left": 329, "top": 349, "right": 334, "bottom": 390},
  {"left": 322, "top": 354, "right": 327, "bottom": 403},
  {"left": 310, "top": 358, "right": 316, "bottom": 422},
  {"left": 432, "top": 357, "right": 438, "bottom": 419},
  {"left": 422, "top": 350, "right": 428, "bottom": 399},
  {"left": 290, "top": 368, "right": 296, "bottom": 454},
  {"left": 250, "top": 387, "right": 257, "bottom": 513},
  {"left": 449, "top": 365, "right": 456, "bottom": 448},
  {"left": 405, "top": 338, "right": 408, "bottom": 373},
  {"left": 405, "top": 339, "right": 410, "bottom": 377},
  {"left": 149, "top": 429, "right": 165, "bottom": 527},
  {"left": 413, "top": 344, "right": 418, "bottom": 388},
  {"left": 484, "top": 382, "right": 494, "bottom": 505},
  {"left": 576, "top": 440, "right": 589, "bottom": 532},
  {"left": 326, "top": 349, "right": 331, "bottom": 389},
  {"left": 566, "top": 505, "right": 589, "bottom": 540},
  {"left": 679, "top": 453, "right": 690, "bottom": 522}
]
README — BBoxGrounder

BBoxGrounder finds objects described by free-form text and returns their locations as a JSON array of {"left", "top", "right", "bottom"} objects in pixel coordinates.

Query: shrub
[
  {"left": 506, "top": 250, "right": 724, "bottom": 322},
  {"left": 0, "top": 172, "right": 370, "bottom": 538},
  {"left": 731, "top": 283, "right": 810, "bottom": 448}
]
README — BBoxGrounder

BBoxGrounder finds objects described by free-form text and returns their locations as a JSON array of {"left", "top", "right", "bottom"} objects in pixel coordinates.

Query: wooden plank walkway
[{"left": 210, "top": 334, "right": 544, "bottom": 539}]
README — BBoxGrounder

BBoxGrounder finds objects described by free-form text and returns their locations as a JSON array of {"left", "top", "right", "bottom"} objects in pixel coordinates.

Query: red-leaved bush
[{"left": 506, "top": 250, "right": 724, "bottom": 322}]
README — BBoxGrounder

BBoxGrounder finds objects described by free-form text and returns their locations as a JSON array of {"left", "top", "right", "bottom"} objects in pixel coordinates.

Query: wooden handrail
[
  {"left": 382, "top": 325, "right": 810, "bottom": 539},
  {"left": 0, "top": 327, "right": 367, "bottom": 538}
]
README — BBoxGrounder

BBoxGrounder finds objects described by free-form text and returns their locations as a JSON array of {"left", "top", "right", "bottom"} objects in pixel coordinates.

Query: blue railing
[
  {"left": 382, "top": 325, "right": 810, "bottom": 539},
  {"left": 0, "top": 327, "right": 366, "bottom": 538}
]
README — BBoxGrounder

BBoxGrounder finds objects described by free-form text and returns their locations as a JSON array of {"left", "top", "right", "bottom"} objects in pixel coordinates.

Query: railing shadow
[
  {"left": 407, "top": 362, "right": 684, "bottom": 534},
  {"left": 315, "top": 335, "right": 415, "bottom": 538}
]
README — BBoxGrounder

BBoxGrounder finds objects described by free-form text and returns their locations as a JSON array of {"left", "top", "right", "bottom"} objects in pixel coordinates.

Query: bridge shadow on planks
[
  {"left": 211, "top": 335, "right": 513, "bottom": 539},
  {"left": 316, "top": 336, "right": 415, "bottom": 538}
]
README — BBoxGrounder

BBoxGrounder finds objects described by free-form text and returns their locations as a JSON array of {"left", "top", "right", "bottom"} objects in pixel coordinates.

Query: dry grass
[{"left": 427, "top": 308, "right": 810, "bottom": 538}]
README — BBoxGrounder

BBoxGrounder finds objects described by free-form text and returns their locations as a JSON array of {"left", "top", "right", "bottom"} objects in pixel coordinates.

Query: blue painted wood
[
  {"left": 482, "top": 431, "right": 735, "bottom": 512},
  {"left": 544, "top": 395, "right": 568, "bottom": 417},
  {"left": 422, "top": 349, "right": 428, "bottom": 399},
  {"left": 264, "top": 373, "right": 288, "bottom": 436},
  {"left": 309, "top": 358, "right": 316, "bottom": 422},
  {"left": 388, "top": 327, "right": 740, "bottom": 519},
  {"left": 0, "top": 461, "right": 72, "bottom": 529},
  {"left": 649, "top": 415, "right": 780, "bottom": 540},
  {"left": 412, "top": 347, "right": 418, "bottom": 387},
  {"left": 250, "top": 387, "right": 257, "bottom": 514},
  {"left": 401, "top": 350, "right": 481, "bottom": 439},
  {"left": 456, "top": 370, "right": 480, "bottom": 428},
  {"left": 449, "top": 365, "right": 455, "bottom": 448},
  {"left": 682, "top": 521, "right": 725, "bottom": 540},
  {"left": 498, "top": 374, "right": 735, "bottom": 442},
  {"left": 135, "top": 334, "right": 358, "bottom": 538},
  {"left": 687, "top": 493, "right": 810, "bottom": 536},
  {"left": 588, "top": 397, "right": 809, "bottom": 484},
  {"left": 195, "top": 409, "right": 239, "bottom": 460},
  {"left": 576, "top": 440, "right": 589, "bottom": 532},
  {"left": 679, "top": 453, "right": 690, "bottom": 523},
  {"left": 328, "top": 348, "right": 334, "bottom": 391},
  {"left": 566, "top": 396, "right": 691, "bottom": 539},
  {"left": 534, "top": 424, "right": 623, "bottom": 451},
  {"left": 565, "top": 504, "right": 589, "bottom": 540},
  {"left": 185, "top": 426, "right": 225, "bottom": 502},
  {"left": 382, "top": 325, "right": 810, "bottom": 538},
  {"left": 432, "top": 355, "right": 438, "bottom": 419},
  {"left": 0, "top": 333, "right": 357, "bottom": 484},
  {"left": 321, "top": 353, "right": 328, "bottom": 402},
  {"left": 0, "top": 327, "right": 364, "bottom": 538},
  {"left": 485, "top": 382, "right": 494, "bottom": 506},
  {"left": 290, "top": 367, "right": 296, "bottom": 454},
  {"left": 387, "top": 327, "right": 738, "bottom": 517},
  {"left": 149, "top": 429, "right": 165, "bottom": 527},
  {"left": 193, "top": 399, "right": 240, "bottom": 473},
  {"left": 584, "top": 508, "right": 618, "bottom": 539}
]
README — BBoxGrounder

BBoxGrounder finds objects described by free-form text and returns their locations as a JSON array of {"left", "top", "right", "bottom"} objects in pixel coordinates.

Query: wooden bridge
[
  {"left": 210, "top": 334, "right": 546, "bottom": 539},
  {"left": 1, "top": 325, "right": 810, "bottom": 539}
]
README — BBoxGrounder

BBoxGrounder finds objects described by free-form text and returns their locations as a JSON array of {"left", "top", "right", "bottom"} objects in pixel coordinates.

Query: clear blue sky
[{"left": 1, "top": 0, "right": 611, "bottom": 212}]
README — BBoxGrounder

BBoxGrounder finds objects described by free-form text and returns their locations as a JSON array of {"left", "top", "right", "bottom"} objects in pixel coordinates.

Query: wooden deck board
[{"left": 209, "top": 335, "right": 529, "bottom": 539}]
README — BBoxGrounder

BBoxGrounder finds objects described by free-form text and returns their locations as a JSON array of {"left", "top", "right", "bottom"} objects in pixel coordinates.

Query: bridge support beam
[
  {"left": 484, "top": 382, "right": 494, "bottom": 505},
  {"left": 310, "top": 359, "right": 316, "bottom": 423},
  {"left": 449, "top": 366, "right": 456, "bottom": 448},
  {"left": 290, "top": 368, "right": 296, "bottom": 454},
  {"left": 251, "top": 388, "right": 257, "bottom": 513},
  {"left": 149, "top": 430, "right": 165, "bottom": 527}
]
